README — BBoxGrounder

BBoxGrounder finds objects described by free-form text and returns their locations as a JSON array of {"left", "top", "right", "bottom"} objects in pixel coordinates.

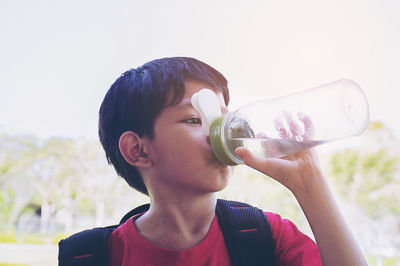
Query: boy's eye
[{"left": 184, "top": 117, "right": 202, "bottom": 124}]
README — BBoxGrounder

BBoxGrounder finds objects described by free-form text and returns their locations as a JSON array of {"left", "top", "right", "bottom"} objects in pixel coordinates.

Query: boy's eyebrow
[
  {"left": 172, "top": 99, "right": 193, "bottom": 110},
  {"left": 178, "top": 99, "right": 193, "bottom": 108}
]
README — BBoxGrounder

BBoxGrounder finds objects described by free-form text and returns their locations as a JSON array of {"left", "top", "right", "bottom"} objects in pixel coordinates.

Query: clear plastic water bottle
[{"left": 210, "top": 79, "right": 370, "bottom": 165}]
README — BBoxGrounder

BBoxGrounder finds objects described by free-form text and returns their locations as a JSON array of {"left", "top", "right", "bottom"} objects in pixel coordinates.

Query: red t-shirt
[{"left": 108, "top": 212, "right": 322, "bottom": 266}]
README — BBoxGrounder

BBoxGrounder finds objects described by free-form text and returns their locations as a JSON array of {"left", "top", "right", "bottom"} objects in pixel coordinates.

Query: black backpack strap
[
  {"left": 58, "top": 227, "right": 115, "bottom": 266},
  {"left": 216, "top": 199, "right": 275, "bottom": 266},
  {"left": 59, "top": 201, "right": 274, "bottom": 266},
  {"left": 119, "top": 203, "right": 150, "bottom": 225},
  {"left": 58, "top": 203, "right": 150, "bottom": 266}
]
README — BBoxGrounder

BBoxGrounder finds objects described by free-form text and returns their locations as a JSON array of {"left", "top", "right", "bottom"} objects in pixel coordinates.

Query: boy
[{"left": 96, "top": 57, "right": 366, "bottom": 265}]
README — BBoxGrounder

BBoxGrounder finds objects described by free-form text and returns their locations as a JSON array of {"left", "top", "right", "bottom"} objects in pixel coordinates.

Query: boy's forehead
[{"left": 173, "top": 93, "right": 229, "bottom": 114}]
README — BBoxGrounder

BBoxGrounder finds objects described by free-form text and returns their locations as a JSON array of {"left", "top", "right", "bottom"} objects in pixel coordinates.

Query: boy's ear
[{"left": 119, "top": 131, "right": 152, "bottom": 168}]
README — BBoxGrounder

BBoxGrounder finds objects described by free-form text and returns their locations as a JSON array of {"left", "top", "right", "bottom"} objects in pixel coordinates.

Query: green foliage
[
  {"left": 0, "top": 155, "right": 12, "bottom": 176},
  {"left": 20, "top": 234, "right": 46, "bottom": 245},
  {"left": 0, "top": 189, "right": 14, "bottom": 227},
  {"left": 329, "top": 148, "right": 399, "bottom": 218},
  {"left": 52, "top": 232, "right": 69, "bottom": 245},
  {"left": 75, "top": 197, "right": 96, "bottom": 215},
  {"left": 0, "top": 230, "right": 17, "bottom": 243},
  {"left": 367, "top": 255, "right": 399, "bottom": 266},
  {"left": 0, "top": 263, "right": 28, "bottom": 266},
  {"left": 0, "top": 229, "right": 63, "bottom": 245}
]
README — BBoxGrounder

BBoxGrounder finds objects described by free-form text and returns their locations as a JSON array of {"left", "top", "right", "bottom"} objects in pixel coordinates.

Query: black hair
[{"left": 98, "top": 57, "right": 229, "bottom": 195}]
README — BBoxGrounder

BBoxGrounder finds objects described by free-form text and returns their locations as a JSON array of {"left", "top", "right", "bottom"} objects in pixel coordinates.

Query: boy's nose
[{"left": 206, "top": 135, "right": 211, "bottom": 144}]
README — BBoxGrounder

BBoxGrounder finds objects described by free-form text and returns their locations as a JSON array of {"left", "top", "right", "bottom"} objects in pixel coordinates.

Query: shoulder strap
[
  {"left": 58, "top": 204, "right": 150, "bottom": 266},
  {"left": 58, "top": 227, "right": 115, "bottom": 266},
  {"left": 59, "top": 200, "right": 274, "bottom": 266},
  {"left": 216, "top": 199, "right": 275, "bottom": 266},
  {"left": 119, "top": 203, "right": 150, "bottom": 225}
]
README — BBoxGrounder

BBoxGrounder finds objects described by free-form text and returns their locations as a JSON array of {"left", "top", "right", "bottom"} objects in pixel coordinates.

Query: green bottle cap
[
  {"left": 210, "top": 114, "right": 257, "bottom": 166},
  {"left": 210, "top": 116, "right": 239, "bottom": 166}
]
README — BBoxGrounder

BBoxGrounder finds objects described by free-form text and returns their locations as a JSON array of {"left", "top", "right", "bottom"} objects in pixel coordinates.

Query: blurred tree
[
  {"left": 71, "top": 140, "right": 118, "bottom": 227},
  {"left": 326, "top": 121, "right": 400, "bottom": 258},
  {"left": 0, "top": 133, "right": 38, "bottom": 231},
  {"left": 0, "top": 130, "right": 149, "bottom": 235},
  {"left": 29, "top": 137, "right": 83, "bottom": 233},
  {"left": 329, "top": 148, "right": 399, "bottom": 218}
]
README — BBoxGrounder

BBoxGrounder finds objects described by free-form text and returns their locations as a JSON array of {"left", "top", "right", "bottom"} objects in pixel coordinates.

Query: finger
[
  {"left": 297, "top": 112, "right": 314, "bottom": 140},
  {"left": 274, "top": 117, "right": 290, "bottom": 138},
  {"left": 235, "top": 147, "right": 289, "bottom": 181},
  {"left": 283, "top": 111, "right": 304, "bottom": 139}
]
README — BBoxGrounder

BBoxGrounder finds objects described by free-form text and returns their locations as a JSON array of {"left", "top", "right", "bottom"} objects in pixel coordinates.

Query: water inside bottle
[{"left": 230, "top": 138, "right": 328, "bottom": 158}]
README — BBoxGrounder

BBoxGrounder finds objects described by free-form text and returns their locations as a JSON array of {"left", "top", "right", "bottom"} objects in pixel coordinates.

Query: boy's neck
[{"left": 134, "top": 193, "right": 217, "bottom": 249}]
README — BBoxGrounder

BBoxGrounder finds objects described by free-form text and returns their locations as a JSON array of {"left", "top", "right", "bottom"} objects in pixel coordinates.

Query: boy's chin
[
  {"left": 209, "top": 153, "right": 230, "bottom": 168},
  {"left": 213, "top": 168, "right": 231, "bottom": 189}
]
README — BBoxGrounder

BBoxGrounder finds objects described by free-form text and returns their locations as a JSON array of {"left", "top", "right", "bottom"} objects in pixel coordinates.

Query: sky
[{"left": 1, "top": 0, "right": 399, "bottom": 141}]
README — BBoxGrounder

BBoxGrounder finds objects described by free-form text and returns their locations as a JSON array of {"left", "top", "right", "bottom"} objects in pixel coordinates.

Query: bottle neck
[{"left": 209, "top": 115, "right": 239, "bottom": 166}]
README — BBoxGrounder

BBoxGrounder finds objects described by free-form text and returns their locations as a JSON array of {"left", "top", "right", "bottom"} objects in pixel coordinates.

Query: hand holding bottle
[
  {"left": 234, "top": 112, "right": 323, "bottom": 194},
  {"left": 235, "top": 109, "right": 368, "bottom": 266}
]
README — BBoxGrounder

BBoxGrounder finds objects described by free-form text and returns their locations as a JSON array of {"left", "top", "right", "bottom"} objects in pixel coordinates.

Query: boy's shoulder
[{"left": 58, "top": 199, "right": 275, "bottom": 266}]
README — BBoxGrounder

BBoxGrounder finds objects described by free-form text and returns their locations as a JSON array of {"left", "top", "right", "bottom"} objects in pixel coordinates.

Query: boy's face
[{"left": 144, "top": 79, "right": 231, "bottom": 196}]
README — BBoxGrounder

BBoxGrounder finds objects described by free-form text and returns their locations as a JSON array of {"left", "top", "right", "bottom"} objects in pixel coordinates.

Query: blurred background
[{"left": 1, "top": 0, "right": 399, "bottom": 265}]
